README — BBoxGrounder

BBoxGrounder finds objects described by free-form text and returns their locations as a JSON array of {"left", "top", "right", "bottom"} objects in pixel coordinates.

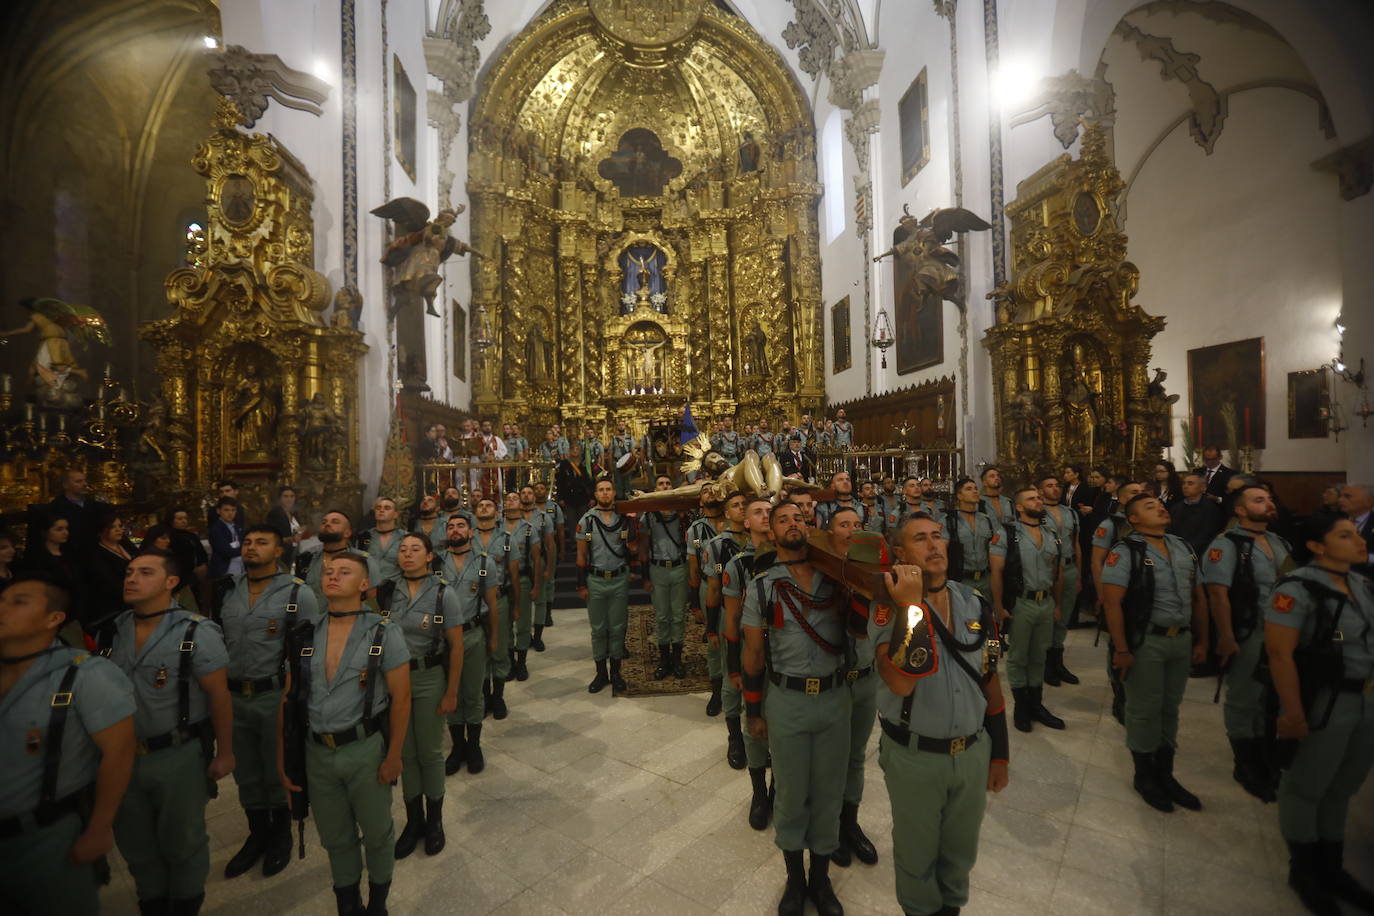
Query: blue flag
[{"left": 680, "top": 402, "right": 699, "bottom": 444}]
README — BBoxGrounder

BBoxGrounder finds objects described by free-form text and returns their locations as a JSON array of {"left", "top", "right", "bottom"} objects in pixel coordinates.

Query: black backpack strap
[
  {"left": 40, "top": 658, "right": 83, "bottom": 809},
  {"left": 432, "top": 583, "right": 448, "bottom": 656},
  {"left": 177, "top": 618, "right": 200, "bottom": 727},
  {"left": 362, "top": 621, "right": 388, "bottom": 721}
]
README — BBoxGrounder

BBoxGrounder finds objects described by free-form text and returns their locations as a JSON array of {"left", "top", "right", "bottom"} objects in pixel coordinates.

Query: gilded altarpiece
[
  {"left": 983, "top": 125, "right": 1168, "bottom": 482},
  {"left": 466, "top": 0, "right": 823, "bottom": 437},
  {"left": 141, "top": 101, "right": 367, "bottom": 513}
]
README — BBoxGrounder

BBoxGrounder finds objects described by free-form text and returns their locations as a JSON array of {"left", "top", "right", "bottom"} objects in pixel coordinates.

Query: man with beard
[
  {"left": 990, "top": 487, "right": 1066, "bottom": 732},
  {"left": 1202, "top": 485, "right": 1292, "bottom": 801},
  {"left": 440, "top": 515, "right": 500, "bottom": 775},
  {"left": 814, "top": 471, "right": 862, "bottom": 529},
  {"left": 501, "top": 492, "right": 541, "bottom": 683},
  {"left": 576, "top": 478, "right": 637, "bottom": 695},
  {"left": 530, "top": 481, "right": 563, "bottom": 648},
  {"left": 219, "top": 526, "right": 319, "bottom": 881},
  {"left": 857, "top": 481, "right": 886, "bottom": 534},
  {"left": 358, "top": 497, "right": 403, "bottom": 584},
  {"left": 712, "top": 416, "right": 744, "bottom": 467},
  {"left": 412, "top": 495, "right": 446, "bottom": 543},
  {"left": 688, "top": 490, "right": 727, "bottom": 715},
  {"left": 469, "top": 497, "right": 519, "bottom": 719},
  {"left": 979, "top": 467, "right": 1013, "bottom": 523},
  {"left": 887, "top": 475, "right": 945, "bottom": 531},
  {"left": 706, "top": 493, "right": 749, "bottom": 765},
  {"left": 742, "top": 502, "right": 850, "bottom": 916},
  {"left": 640, "top": 475, "right": 689, "bottom": 680},
  {"left": 1038, "top": 475, "right": 1081, "bottom": 687},
  {"left": 295, "top": 511, "right": 381, "bottom": 609},
  {"left": 876, "top": 515, "right": 1009, "bottom": 916}
]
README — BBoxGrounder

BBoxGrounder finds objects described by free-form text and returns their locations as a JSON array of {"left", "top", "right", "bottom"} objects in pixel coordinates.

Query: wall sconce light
[{"left": 1328, "top": 314, "right": 1371, "bottom": 426}]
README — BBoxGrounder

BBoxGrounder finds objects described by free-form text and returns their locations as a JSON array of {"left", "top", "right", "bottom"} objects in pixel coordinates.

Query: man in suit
[
  {"left": 31, "top": 467, "right": 111, "bottom": 559},
  {"left": 265, "top": 485, "right": 308, "bottom": 568},
  {"left": 1168, "top": 472, "right": 1224, "bottom": 559},
  {"left": 1337, "top": 483, "right": 1374, "bottom": 573},
  {"left": 209, "top": 496, "right": 246, "bottom": 579},
  {"left": 1196, "top": 447, "right": 1234, "bottom": 502},
  {"left": 778, "top": 434, "right": 814, "bottom": 482}
]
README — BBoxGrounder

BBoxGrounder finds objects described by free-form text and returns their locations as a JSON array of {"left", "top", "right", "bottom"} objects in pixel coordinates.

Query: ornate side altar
[
  {"left": 140, "top": 100, "right": 367, "bottom": 516},
  {"left": 982, "top": 124, "right": 1170, "bottom": 481}
]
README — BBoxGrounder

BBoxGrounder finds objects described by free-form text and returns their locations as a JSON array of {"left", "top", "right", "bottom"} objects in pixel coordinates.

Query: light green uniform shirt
[
  {"left": 989, "top": 519, "right": 1061, "bottom": 592},
  {"left": 108, "top": 609, "right": 229, "bottom": 738},
  {"left": 439, "top": 549, "right": 493, "bottom": 625},
  {"left": 471, "top": 526, "right": 515, "bottom": 588},
  {"left": 220, "top": 573, "right": 320, "bottom": 681},
  {"left": 362, "top": 528, "right": 404, "bottom": 583},
  {"left": 1101, "top": 534, "right": 1196, "bottom": 628},
  {"left": 1200, "top": 528, "right": 1290, "bottom": 602},
  {"left": 1267, "top": 566, "right": 1374, "bottom": 680},
  {"left": 387, "top": 575, "right": 462, "bottom": 658},
  {"left": 578, "top": 509, "right": 632, "bottom": 571},
  {"left": 949, "top": 508, "right": 996, "bottom": 573},
  {"left": 742, "top": 564, "right": 847, "bottom": 678},
  {"left": 645, "top": 511, "right": 687, "bottom": 563},
  {"left": 305, "top": 614, "right": 409, "bottom": 734},
  {"left": 1043, "top": 504, "right": 1079, "bottom": 569}
]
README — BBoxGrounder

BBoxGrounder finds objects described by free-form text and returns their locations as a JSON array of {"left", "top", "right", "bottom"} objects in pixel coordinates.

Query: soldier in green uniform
[
  {"left": 742, "top": 502, "right": 851, "bottom": 916},
  {"left": 0, "top": 575, "right": 136, "bottom": 916},
  {"left": 1100, "top": 494, "right": 1208, "bottom": 813},
  {"left": 502, "top": 492, "right": 542, "bottom": 682},
  {"left": 687, "top": 490, "right": 726, "bottom": 715},
  {"left": 885, "top": 476, "right": 945, "bottom": 531},
  {"left": 297, "top": 511, "right": 382, "bottom": 608},
  {"left": 876, "top": 514, "right": 1009, "bottom": 916},
  {"left": 814, "top": 471, "right": 862, "bottom": 529},
  {"left": 530, "top": 481, "right": 564, "bottom": 649},
  {"left": 990, "top": 487, "right": 1066, "bottom": 732},
  {"left": 577, "top": 477, "right": 637, "bottom": 694},
  {"left": 411, "top": 495, "right": 447, "bottom": 545},
  {"left": 1091, "top": 481, "right": 1145, "bottom": 724},
  {"left": 1264, "top": 513, "right": 1374, "bottom": 915},
  {"left": 722, "top": 495, "right": 774, "bottom": 827},
  {"left": 358, "top": 498, "right": 404, "bottom": 584},
  {"left": 471, "top": 496, "right": 519, "bottom": 719},
  {"left": 277, "top": 552, "right": 410, "bottom": 916},
  {"left": 441, "top": 515, "right": 500, "bottom": 776},
  {"left": 1039, "top": 475, "right": 1082, "bottom": 687},
  {"left": 640, "top": 475, "right": 690, "bottom": 680},
  {"left": 220, "top": 525, "right": 320, "bottom": 880},
  {"left": 946, "top": 477, "right": 996, "bottom": 597},
  {"left": 110, "top": 551, "right": 235, "bottom": 916},
  {"left": 978, "top": 467, "right": 1014, "bottom": 523},
  {"left": 388, "top": 533, "right": 462, "bottom": 860},
  {"left": 1202, "top": 484, "right": 1292, "bottom": 801},
  {"left": 707, "top": 492, "right": 749, "bottom": 764}
]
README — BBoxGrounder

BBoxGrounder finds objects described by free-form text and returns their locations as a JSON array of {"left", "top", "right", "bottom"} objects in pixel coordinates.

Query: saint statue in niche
[
  {"left": 526, "top": 323, "right": 553, "bottom": 382},
  {"left": 737, "top": 131, "right": 761, "bottom": 174},
  {"left": 620, "top": 245, "right": 667, "bottom": 313},
  {"left": 623, "top": 323, "right": 667, "bottom": 391}
]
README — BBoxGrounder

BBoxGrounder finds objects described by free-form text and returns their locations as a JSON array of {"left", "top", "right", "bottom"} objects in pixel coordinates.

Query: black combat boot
[
  {"left": 393, "top": 796, "right": 425, "bottom": 859},
  {"left": 830, "top": 833, "right": 852, "bottom": 868},
  {"left": 1153, "top": 745, "right": 1201, "bottom": 810},
  {"left": 1288, "top": 841, "right": 1341, "bottom": 915},
  {"left": 725, "top": 716, "right": 747, "bottom": 769},
  {"left": 1229, "top": 737, "right": 1276, "bottom": 802},
  {"left": 482, "top": 677, "right": 493, "bottom": 717},
  {"left": 169, "top": 895, "right": 204, "bottom": 915},
  {"left": 671, "top": 642, "right": 687, "bottom": 678},
  {"left": 490, "top": 677, "right": 509, "bottom": 720},
  {"left": 653, "top": 644, "right": 671, "bottom": 680},
  {"left": 514, "top": 649, "right": 530, "bottom": 681},
  {"left": 747, "top": 766, "right": 772, "bottom": 830},
  {"left": 444, "top": 724, "right": 466, "bottom": 775},
  {"left": 332, "top": 883, "right": 364, "bottom": 916},
  {"left": 531, "top": 625, "right": 546, "bottom": 651},
  {"left": 779, "top": 850, "right": 807, "bottom": 916},
  {"left": 807, "top": 852, "right": 844, "bottom": 916},
  {"left": 1043, "top": 648, "right": 1063, "bottom": 686},
  {"left": 705, "top": 676, "right": 723, "bottom": 716},
  {"left": 1131, "top": 750, "right": 1174, "bottom": 812},
  {"left": 424, "top": 795, "right": 446, "bottom": 856},
  {"left": 224, "top": 807, "right": 266, "bottom": 878},
  {"left": 840, "top": 801, "right": 878, "bottom": 865},
  {"left": 1322, "top": 839, "right": 1374, "bottom": 911},
  {"left": 138, "top": 899, "right": 168, "bottom": 915},
  {"left": 1012, "top": 686, "right": 1032, "bottom": 732},
  {"left": 1055, "top": 648, "right": 1080, "bottom": 684},
  {"left": 465, "top": 724, "right": 485, "bottom": 774},
  {"left": 588, "top": 659, "right": 611, "bottom": 693},
  {"left": 366, "top": 880, "right": 390, "bottom": 916},
  {"left": 263, "top": 805, "right": 293, "bottom": 876},
  {"left": 610, "top": 657, "right": 628, "bottom": 693},
  {"left": 1029, "top": 686, "right": 1066, "bottom": 729}
]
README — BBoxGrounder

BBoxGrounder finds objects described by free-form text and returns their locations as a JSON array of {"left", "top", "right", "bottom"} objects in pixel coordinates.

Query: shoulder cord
[
  {"left": 651, "top": 512, "right": 685, "bottom": 556},
  {"left": 591, "top": 514, "right": 629, "bottom": 562},
  {"left": 774, "top": 579, "right": 844, "bottom": 655}
]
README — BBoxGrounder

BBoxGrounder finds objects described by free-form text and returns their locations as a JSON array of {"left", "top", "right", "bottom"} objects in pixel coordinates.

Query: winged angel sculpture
[
  {"left": 0, "top": 297, "right": 111, "bottom": 407},
  {"left": 873, "top": 205, "right": 992, "bottom": 310},
  {"left": 370, "top": 197, "right": 480, "bottom": 317}
]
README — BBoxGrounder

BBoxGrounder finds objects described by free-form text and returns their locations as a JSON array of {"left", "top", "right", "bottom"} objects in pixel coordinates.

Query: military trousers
[
  {"left": 1053, "top": 563, "right": 1080, "bottom": 650},
  {"left": 587, "top": 572, "right": 629, "bottom": 661},
  {"left": 113, "top": 738, "right": 209, "bottom": 900},
  {"left": 1279, "top": 690, "right": 1374, "bottom": 843},
  {"left": 1123, "top": 631, "right": 1191, "bottom": 753},
  {"left": 448, "top": 627, "right": 488, "bottom": 727},
  {"left": 701, "top": 581, "right": 723, "bottom": 680},
  {"left": 489, "top": 592, "right": 513, "bottom": 680},
  {"left": 1223, "top": 627, "right": 1266, "bottom": 739},
  {"left": 844, "top": 672, "right": 879, "bottom": 805},
  {"left": 513, "top": 573, "right": 536, "bottom": 651},
  {"left": 650, "top": 563, "right": 688, "bottom": 645},
  {"left": 232, "top": 688, "right": 286, "bottom": 809},
  {"left": 879, "top": 727, "right": 991, "bottom": 915},
  {"left": 306, "top": 730, "right": 395, "bottom": 887},
  {"left": 1004, "top": 595, "right": 1055, "bottom": 688},
  {"left": 402, "top": 665, "right": 449, "bottom": 800},
  {"left": 744, "top": 683, "right": 770, "bottom": 769},
  {"left": 0, "top": 812, "right": 98, "bottom": 915},
  {"left": 765, "top": 681, "right": 852, "bottom": 854},
  {"left": 540, "top": 572, "right": 555, "bottom": 627}
]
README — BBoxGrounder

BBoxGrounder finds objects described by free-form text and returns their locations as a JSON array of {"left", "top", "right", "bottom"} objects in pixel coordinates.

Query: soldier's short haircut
[
  {"left": 244, "top": 524, "right": 282, "bottom": 543},
  {"left": 886, "top": 512, "right": 938, "bottom": 549},
  {"left": 137, "top": 547, "right": 182, "bottom": 582},
  {"left": 1123, "top": 493, "right": 1155, "bottom": 520},
  {"left": 325, "top": 551, "right": 370, "bottom": 576},
  {"left": 980, "top": 466, "right": 1000, "bottom": 480},
  {"left": 826, "top": 506, "right": 861, "bottom": 528},
  {"left": 2, "top": 571, "right": 72, "bottom": 621},
  {"left": 1012, "top": 486, "right": 1039, "bottom": 505},
  {"left": 323, "top": 508, "right": 354, "bottom": 529}
]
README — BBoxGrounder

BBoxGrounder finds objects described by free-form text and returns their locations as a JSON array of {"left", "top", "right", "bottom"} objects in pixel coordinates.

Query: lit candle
[
  {"left": 0, "top": 373, "right": 10, "bottom": 394},
  {"left": 104, "top": 362, "right": 114, "bottom": 380},
  {"left": 24, "top": 403, "right": 34, "bottom": 421},
  {"left": 56, "top": 413, "right": 67, "bottom": 432}
]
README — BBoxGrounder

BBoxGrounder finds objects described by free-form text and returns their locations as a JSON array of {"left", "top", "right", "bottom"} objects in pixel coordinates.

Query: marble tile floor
[{"left": 99, "top": 616, "right": 1373, "bottom": 915}]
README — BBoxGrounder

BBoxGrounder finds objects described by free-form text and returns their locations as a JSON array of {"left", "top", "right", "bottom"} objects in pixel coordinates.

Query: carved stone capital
[
  {"left": 1010, "top": 69, "right": 1115, "bottom": 149},
  {"left": 828, "top": 49, "right": 885, "bottom": 111},
  {"left": 207, "top": 45, "right": 331, "bottom": 128}
]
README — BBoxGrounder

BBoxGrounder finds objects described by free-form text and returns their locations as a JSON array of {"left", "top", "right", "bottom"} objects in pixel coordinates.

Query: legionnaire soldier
[
  {"left": 990, "top": 487, "right": 1066, "bottom": 732},
  {"left": 814, "top": 471, "right": 863, "bottom": 529},
  {"left": 109, "top": 550, "right": 235, "bottom": 916},
  {"left": 531, "top": 480, "right": 564, "bottom": 649},
  {"left": 723, "top": 495, "right": 776, "bottom": 829},
  {"left": 754, "top": 422, "right": 777, "bottom": 457},
  {"left": 1039, "top": 475, "right": 1082, "bottom": 687},
  {"left": 0, "top": 576, "right": 136, "bottom": 916},
  {"left": 471, "top": 496, "right": 519, "bottom": 719},
  {"left": 441, "top": 514, "right": 500, "bottom": 776},
  {"left": 502, "top": 492, "right": 542, "bottom": 682},
  {"left": 220, "top": 525, "right": 320, "bottom": 880},
  {"left": 742, "top": 501, "right": 852, "bottom": 916},
  {"left": 876, "top": 515, "right": 1009, "bottom": 916},
  {"left": 688, "top": 489, "right": 727, "bottom": 715},
  {"left": 712, "top": 416, "right": 744, "bottom": 466},
  {"left": 887, "top": 476, "right": 945, "bottom": 531},
  {"left": 611, "top": 420, "right": 636, "bottom": 497},
  {"left": 1263, "top": 514, "right": 1374, "bottom": 916},
  {"left": 1202, "top": 484, "right": 1292, "bottom": 802},
  {"left": 298, "top": 510, "right": 383, "bottom": 608},
  {"left": 388, "top": 533, "right": 462, "bottom": 861},
  {"left": 857, "top": 482, "right": 886, "bottom": 535},
  {"left": 1092, "top": 480, "right": 1145, "bottom": 723},
  {"left": 358, "top": 498, "right": 404, "bottom": 584},
  {"left": 830, "top": 409, "right": 854, "bottom": 449},
  {"left": 947, "top": 477, "right": 996, "bottom": 598},
  {"left": 877, "top": 475, "right": 900, "bottom": 522},
  {"left": 576, "top": 477, "right": 638, "bottom": 694},
  {"left": 978, "top": 467, "right": 1014, "bottom": 523},
  {"left": 1100, "top": 494, "right": 1208, "bottom": 813},
  {"left": 707, "top": 493, "right": 750, "bottom": 765},
  {"left": 640, "top": 475, "right": 690, "bottom": 680}
]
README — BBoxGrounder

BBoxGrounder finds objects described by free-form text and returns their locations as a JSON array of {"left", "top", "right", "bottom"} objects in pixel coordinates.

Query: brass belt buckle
[
  {"left": 322, "top": 733, "right": 337, "bottom": 749},
  {"left": 242, "top": 681, "right": 255, "bottom": 697},
  {"left": 805, "top": 677, "right": 821, "bottom": 695},
  {"left": 949, "top": 736, "right": 966, "bottom": 755},
  {"left": 1166, "top": 626, "right": 1180, "bottom": 637},
  {"left": 846, "top": 669, "right": 858, "bottom": 681}
]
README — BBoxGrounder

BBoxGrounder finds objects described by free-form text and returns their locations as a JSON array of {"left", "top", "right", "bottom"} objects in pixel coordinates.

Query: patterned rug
[{"left": 620, "top": 603, "right": 713, "bottom": 697}]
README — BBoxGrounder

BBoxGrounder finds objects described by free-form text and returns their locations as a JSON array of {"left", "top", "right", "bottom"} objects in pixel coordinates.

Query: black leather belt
[
  {"left": 1148, "top": 624, "right": 1191, "bottom": 637},
  {"left": 769, "top": 671, "right": 845, "bottom": 695},
  {"left": 1339, "top": 677, "right": 1374, "bottom": 694},
  {"left": 880, "top": 717, "right": 980, "bottom": 755},
  {"left": 410, "top": 653, "right": 447, "bottom": 671},
  {"left": 1021, "top": 589, "right": 1050, "bottom": 601},
  {"left": 227, "top": 674, "right": 283, "bottom": 697},
  {"left": 652, "top": 559, "right": 684, "bottom": 568},
  {"left": 0, "top": 789, "right": 89, "bottom": 838},
  {"left": 844, "top": 666, "right": 874, "bottom": 682},
  {"left": 311, "top": 715, "right": 383, "bottom": 749},
  {"left": 136, "top": 720, "right": 210, "bottom": 756},
  {"left": 590, "top": 566, "right": 627, "bottom": 578}
]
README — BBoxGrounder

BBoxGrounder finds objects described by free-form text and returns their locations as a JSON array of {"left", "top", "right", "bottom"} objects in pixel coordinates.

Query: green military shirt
[
  {"left": 578, "top": 509, "right": 631, "bottom": 572},
  {"left": 1101, "top": 533, "right": 1196, "bottom": 628},
  {"left": 412, "top": 514, "right": 448, "bottom": 544},
  {"left": 387, "top": 575, "right": 461, "bottom": 659},
  {"left": 1268, "top": 566, "right": 1374, "bottom": 680},
  {"left": 362, "top": 528, "right": 404, "bottom": 583},
  {"left": 870, "top": 584, "right": 990, "bottom": 739},
  {"left": 886, "top": 499, "right": 945, "bottom": 532},
  {"left": 981, "top": 494, "right": 1014, "bottom": 523},
  {"left": 305, "top": 614, "right": 409, "bottom": 734},
  {"left": 438, "top": 549, "right": 493, "bottom": 625},
  {"left": 543, "top": 499, "right": 565, "bottom": 532},
  {"left": 742, "top": 564, "right": 847, "bottom": 678},
  {"left": 107, "top": 609, "right": 229, "bottom": 738},
  {"left": 1200, "top": 528, "right": 1291, "bottom": 603},
  {"left": 220, "top": 573, "right": 321, "bottom": 681},
  {"left": 1043, "top": 504, "right": 1079, "bottom": 570},
  {"left": 815, "top": 498, "right": 862, "bottom": 529},
  {"left": 300, "top": 549, "right": 383, "bottom": 603},
  {"left": 720, "top": 541, "right": 760, "bottom": 602},
  {"left": 470, "top": 526, "right": 515, "bottom": 588},
  {"left": 1092, "top": 513, "right": 1127, "bottom": 552},
  {"left": 949, "top": 508, "right": 996, "bottom": 573},
  {"left": 645, "top": 511, "right": 687, "bottom": 563},
  {"left": 0, "top": 644, "right": 135, "bottom": 818},
  {"left": 687, "top": 517, "right": 720, "bottom": 569},
  {"left": 705, "top": 530, "right": 748, "bottom": 581},
  {"left": 989, "top": 519, "right": 1061, "bottom": 592}
]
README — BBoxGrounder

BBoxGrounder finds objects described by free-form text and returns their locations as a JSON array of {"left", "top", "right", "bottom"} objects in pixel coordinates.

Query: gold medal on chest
[
  {"left": 154, "top": 667, "right": 169, "bottom": 689},
  {"left": 421, "top": 614, "right": 431, "bottom": 629},
  {"left": 470, "top": 582, "right": 479, "bottom": 595},
  {"left": 267, "top": 619, "right": 279, "bottom": 636},
  {"left": 358, "top": 669, "right": 368, "bottom": 689},
  {"left": 26, "top": 728, "right": 42, "bottom": 755}
]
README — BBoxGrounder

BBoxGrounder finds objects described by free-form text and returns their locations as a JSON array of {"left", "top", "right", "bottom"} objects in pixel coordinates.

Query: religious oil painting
[
  {"left": 893, "top": 223, "right": 943, "bottom": 375},
  {"left": 832, "top": 296, "right": 851, "bottom": 373},
  {"left": 1188, "top": 337, "right": 1265, "bottom": 449},
  {"left": 1287, "top": 369, "right": 1329, "bottom": 439},
  {"left": 393, "top": 55, "right": 417, "bottom": 182},
  {"left": 899, "top": 68, "right": 931, "bottom": 186},
  {"left": 597, "top": 128, "right": 683, "bottom": 198}
]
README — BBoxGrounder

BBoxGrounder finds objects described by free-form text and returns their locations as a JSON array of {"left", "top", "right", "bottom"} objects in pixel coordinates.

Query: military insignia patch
[
  {"left": 990, "top": 534, "right": 1000, "bottom": 545},
  {"left": 1096, "top": 526, "right": 1107, "bottom": 538},
  {"left": 1208, "top": 548, "right": 1223, "bottom": 563},
  {"left": 967, "top": 620, "right": 982, "bottom": 632},
  {"left": 1273, "top": 593, "right": 1295, "bottom": 613},
  {"left": 26, "top": 728, "right": 41, "bottom": 755},
  {"left": 154, "top": 666, "right": 169, "bottom": 689},
  {"left": 722, "top": 572, "right": 731, "bottom": 587},
  {"left": 874, "top": 605, "right": 891, "bottom": 627},
  {"left": 1105, "top": 553, "right": 1121, "bottom": 567}
]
